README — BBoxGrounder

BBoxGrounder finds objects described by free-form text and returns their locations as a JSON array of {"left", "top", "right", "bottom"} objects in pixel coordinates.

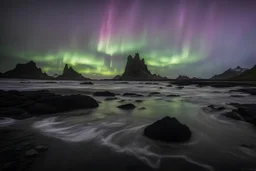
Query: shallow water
[{"left": 1, "top": 79, "right": 256, "bottom": 171}]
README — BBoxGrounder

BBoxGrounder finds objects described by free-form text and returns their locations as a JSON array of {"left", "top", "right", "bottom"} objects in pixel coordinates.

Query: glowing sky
[{"left": 1, "top": 0, "right": 256, "bottom": 78}]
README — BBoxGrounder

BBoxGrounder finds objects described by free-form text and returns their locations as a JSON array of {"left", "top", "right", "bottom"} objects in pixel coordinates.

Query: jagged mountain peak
[
  {"left": 120, "top": 53, "right": 166, "bottom": 80},
  {"left": 57, "top": 64, "right": 90, "bottom": 80}
]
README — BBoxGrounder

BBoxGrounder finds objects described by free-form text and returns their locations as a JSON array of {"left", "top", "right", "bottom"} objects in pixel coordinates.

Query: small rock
[
  {"left": 166, "top": 94, "right": 180, "bottom": 97},
  {"left": 115, "top": 82, "right": 129, "bottom": 84},
  {"left": 117, "top": 104, "right": 136, "bottom": 110},
  {"left": 230, "top": 95, "right": 244, "bottom": 98},
  {"left": 149, "top": 92, "right": 161, "bottom": 95},
  {"left": 105, "top": 97, "right": 118, "bottom": 101},
  {"left": 25, "top": 149, "right": 39, "bottom": 157},
  {"left": 118, "top": 99, "right": 126, "bottom": 103},
  {"left": 207, "top": 105, "right": 225, "bottom": 111},
  {"left": 145, "top": 82, "right": 159, "bottom": 85},
  {"left": 176, "top": 86, "right": 184, "bottom": 89},
  {"left": 123, "top": 93, "right": 143, "bottom": 97},
  {"left": 80, "top": 82, "right": 93, "bottom": 85},
  {"left": 135, "top": 100, "right": 143, "bottom": 103},
  {"left": 166, "top": 84, "right": 173, "bottom": 87},
  {"left": 35, "top": 145, "right": 48, "bottom": 152},
  {"left": 138, "top": 107, "right": 146, "bottom": 110},
  {"left": 93, "top": 91, "right": 115, "bottom": 97}
]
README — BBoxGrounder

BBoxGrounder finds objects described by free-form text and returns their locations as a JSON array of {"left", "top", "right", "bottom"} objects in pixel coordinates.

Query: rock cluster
[{"left": 0, "top": 90, "right": 98, "bottom": 119}]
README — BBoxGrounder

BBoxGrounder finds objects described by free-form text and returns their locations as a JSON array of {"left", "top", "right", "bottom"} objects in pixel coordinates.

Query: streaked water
[{"left": 1, "top": 79, "right": 256, "bottom": 171}]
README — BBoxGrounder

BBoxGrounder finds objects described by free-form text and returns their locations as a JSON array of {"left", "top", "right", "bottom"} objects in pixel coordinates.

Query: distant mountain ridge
[
  {"left": 232, "top": 65, "right": 256, "bottom": 80},
  {"left": 0, "top": 61, "right": 52, "bottom": 79},
  {"left": 176, "top": 75, "right": 190, "bottom": 80},
  {"left": 113, "top": 75, "right": 121, "bottom": 80},
  {"left": 211, "top": 66, "right": 247, "bottom": 80},
  {"left": 0, "top": 61, "right": 90, "bottom": 80}
]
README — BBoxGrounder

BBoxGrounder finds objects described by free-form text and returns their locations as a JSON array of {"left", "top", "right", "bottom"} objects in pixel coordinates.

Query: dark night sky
[{"left": 1, "top": 0, "right": 256, "bottom": 78}]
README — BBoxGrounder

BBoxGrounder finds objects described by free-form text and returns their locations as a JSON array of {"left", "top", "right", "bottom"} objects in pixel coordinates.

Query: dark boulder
[
  {"left": 144, "top": 116, "right": 191, "bottom": 142},
  {"left": 27, "top": 103, "right": 57, "bottom": 114},
  {"left": 117, "top": 104, "right": 136, "bottom": 110},
  {"left": 0, "top": 94, "right": 30, "bottom": 108},
  {"left": 223, "top": 112, "right": 243, "bottom": 120},
  {"left": 207, "top": 105, "right": 225, "bottom": 111},
  {"left": 93, "top": 91, "right": 115, "bottom": 97},
  {"left": 223, "top": 103, "right": 256, "bottom": 126},
  {"left": 0, "top": 90, "right": 99, "bottom": 118},
  {"left": 35, "top": 145, "right": 48, "bottom": 152},
  {"left": 20, "top": 90, "right": 54, "bottom": 101},
  {"left": 36, "top": 95, "right": 99, "bottom": 112},
  {"left": 176, "top": 86, "right": 184, "bottom": 89},
  {"left": 25, "top": 149, "right": 38, "bottom": 157},
  {"left": 0, "top": 108, "right": 28, "bottom": 119}
]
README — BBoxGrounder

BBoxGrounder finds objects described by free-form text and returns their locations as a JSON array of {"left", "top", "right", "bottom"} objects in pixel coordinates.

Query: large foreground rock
[
  {"left": 0, "top": 90, "right": 99, "bottom": 118},
  {"left": 144, "top": 116, "right": 191, "bottom": 142}
]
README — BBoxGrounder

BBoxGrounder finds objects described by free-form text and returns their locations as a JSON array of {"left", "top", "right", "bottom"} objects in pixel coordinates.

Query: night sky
[{"left": 1, "top": 0, "right": 256, "bottom": 78}]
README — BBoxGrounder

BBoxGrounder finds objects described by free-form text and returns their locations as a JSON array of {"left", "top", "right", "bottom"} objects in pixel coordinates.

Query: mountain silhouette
[
  {"left": 176, "top": 75, "right": 190, "bottom": 80},
  {"left": 211, "top": 66, "right": 247, "bottom": 80},
  {"left": 0, "top": 61, "right": 53, "bottom": 79},
  {"left": 56, "top": 64, "right": 90, "bottom": 80},
  {"left": 232, "top": 65, "right": 256, "bottom": 80},
  {"left": 120, "top": 53, "right": 165, "bottom": 80}
]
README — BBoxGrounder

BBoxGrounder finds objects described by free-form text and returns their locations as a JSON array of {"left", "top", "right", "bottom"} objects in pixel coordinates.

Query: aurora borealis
[{"left": 1, "top": 0, "right": 256, "bottom": 78}]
